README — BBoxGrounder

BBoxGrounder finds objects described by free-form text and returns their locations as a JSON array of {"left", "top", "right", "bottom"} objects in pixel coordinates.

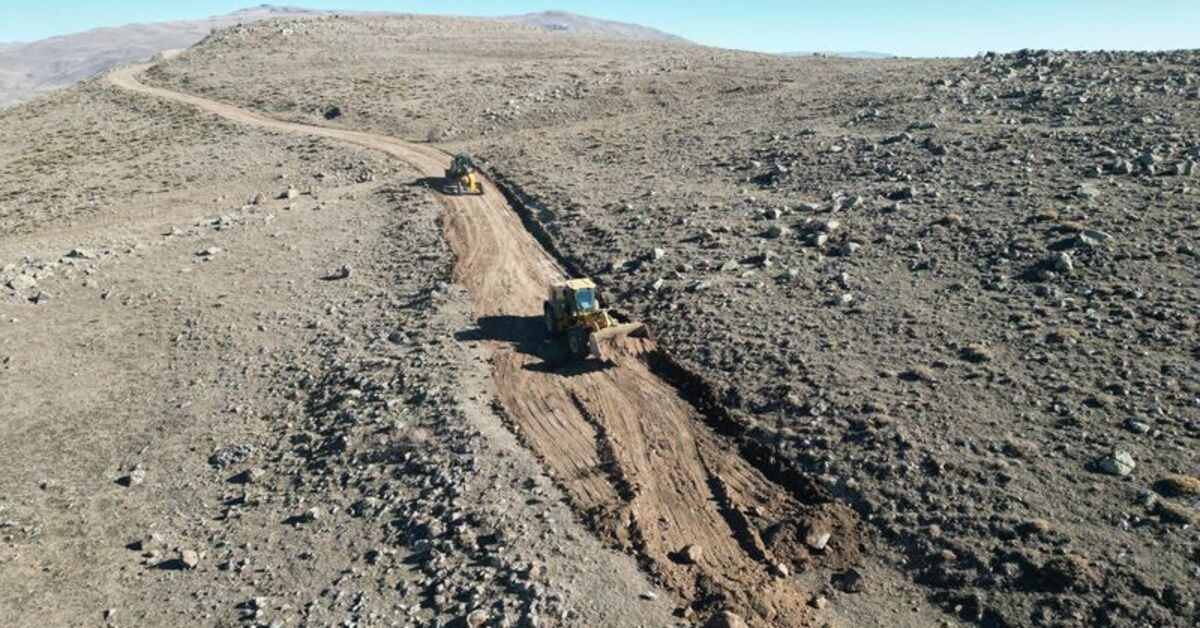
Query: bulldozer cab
[
  {"left": 572, "top": 285, "right": 597, "bottom": 313},
  {"left": 449, "top": 153, "right": 474, "bottom": 174},
  {"left": 556, "top": 278, "right": 599, "bottom": 315}
]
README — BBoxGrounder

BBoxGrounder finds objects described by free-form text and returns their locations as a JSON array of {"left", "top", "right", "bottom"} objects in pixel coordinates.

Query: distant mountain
[
  {"left": 0, "top": 6, "right": 692, "bottom": 109},
  {"left": 0, "top": 5, "right": 318, "bottom": 108},
  {"left": 498, "top": 11, "right": 690, "bottom": 44},
  {"left": 783, "top": 51, "right": 895, "bottom": 59}
]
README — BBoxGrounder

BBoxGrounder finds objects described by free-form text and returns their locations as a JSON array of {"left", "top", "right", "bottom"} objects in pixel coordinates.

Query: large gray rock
[
  {"left": 7, "top": 274, "right": 36, "bottom": 293},
  {"left": 1096, "top": 450, "right": 1135, "bottom": 476}
]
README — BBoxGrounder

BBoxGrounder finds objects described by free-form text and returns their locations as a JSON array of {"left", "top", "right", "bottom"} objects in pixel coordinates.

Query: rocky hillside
[
  {"left": 0, "top": 5, "right": 319, "bottom": 108},
  {"left": 146, "top": 18, "right": 1200, "bottom": 626},
  {"left": 499, "top": 10, "right": 690, "bottom": 43},
  {"left": 2, "top": 10, "right": 1197, "bottom": 627}
]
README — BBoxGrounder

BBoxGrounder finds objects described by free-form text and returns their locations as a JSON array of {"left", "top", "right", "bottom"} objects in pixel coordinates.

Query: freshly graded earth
[{"left": 2, "top": 11, "right": 1198, "bottom": 628}]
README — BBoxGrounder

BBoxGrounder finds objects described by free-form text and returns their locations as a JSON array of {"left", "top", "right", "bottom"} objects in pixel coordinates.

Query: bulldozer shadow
[
  {"left": 454, "top": 315, "right": 611, "bottom": 376},
  {"left": 410, "top": 176, "right": 447, "bottom": 192}
]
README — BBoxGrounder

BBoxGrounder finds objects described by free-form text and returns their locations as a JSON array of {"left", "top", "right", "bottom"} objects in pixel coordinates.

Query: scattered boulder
[
  {"left": 322, "top": 265, "right": 352, "bottom": 281},
  {"left": 804, "top": 524, "right": 832, "bottom": 551},
  {"left": 7, "top": 274, "right": 36, "bottom": 293},
  {"left": 1095, "top": 450, "right": 1135, "bottom": 476},
  {"left": 209, "top": 444, "right": 252, "bottom": 469},
  {"left": 678, "top": 543, "right": 703, "bottom": 564},
  {"left": 177, "top": 549, "right": 200, "bottom": 570},
  {"left": 832, "top": 567, "right": 866, "bottom": 593},
  {"left": 703, "top": 611, "right": 748, "bottom": 628},
  {"left": 1051, "top": 251, "right": 1074, "bottom": 274},
  {"left": 465, "top": 609, "right": 489, "bottom": 628},
  {"left": 118, "top": 465, "right": 145, "bottom": 488},
  {"left": 764, "top": 224, "right": 790, "bottom": 239},
  {"left": 229, "top": 467, "right": 265, "bottom": 485}
]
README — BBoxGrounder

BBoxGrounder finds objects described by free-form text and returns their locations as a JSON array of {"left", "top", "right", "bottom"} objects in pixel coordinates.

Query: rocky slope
[
  {"left": 0, "top": 6, "right": 319, "bottom": 108},
  {"left": 144, "top": 15, "right": 1200, "bottom": 627},
  {"left": 0, "top": 71, "right": 674, "bottom": 626},
  {"left": 2, "top": 11, "right": 1196, "bottom": 627}
]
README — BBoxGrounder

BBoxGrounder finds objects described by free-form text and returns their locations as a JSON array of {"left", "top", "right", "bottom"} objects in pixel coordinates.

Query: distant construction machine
[
  {"left": 543, "top": 278, "right": 650, "bottom": 361},
  {"left": 443, "top": 153, "right": 483, "bottom": 195}
]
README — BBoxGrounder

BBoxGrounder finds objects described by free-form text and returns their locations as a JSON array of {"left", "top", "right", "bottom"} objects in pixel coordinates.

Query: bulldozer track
[{"left": 107, "top": 63, "right": 864, "bottom": 626}]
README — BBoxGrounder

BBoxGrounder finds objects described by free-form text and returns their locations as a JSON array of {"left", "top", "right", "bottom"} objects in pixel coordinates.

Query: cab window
[{"left": 574, "top": 288, "right": 597, "bottom": 312}]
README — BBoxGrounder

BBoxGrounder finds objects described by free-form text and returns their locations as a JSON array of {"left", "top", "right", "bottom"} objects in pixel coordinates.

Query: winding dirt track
[{"left": 108, "top": 64, "right": 860, "bottom": 626}]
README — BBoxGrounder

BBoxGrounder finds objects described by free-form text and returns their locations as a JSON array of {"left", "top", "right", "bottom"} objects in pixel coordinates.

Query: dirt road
[{"left": 107, "top": 63, "right": 865, "bottom": 626}]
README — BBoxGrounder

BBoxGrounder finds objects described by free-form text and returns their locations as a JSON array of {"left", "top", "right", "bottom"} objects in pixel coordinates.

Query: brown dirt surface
[
  {"left": 108, "top": 63, "right": 891, "bottom": 627},
  {"left": 4, "top": 10, "right": 1198, "bottom": 628}
]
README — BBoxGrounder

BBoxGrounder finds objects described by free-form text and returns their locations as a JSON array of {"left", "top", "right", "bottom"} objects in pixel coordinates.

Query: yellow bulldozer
[
  {"left": 543, "top": 278, "right": 650, "bottom": 361},
  {"left": 443, "top": 153, "right": 483, "bottom": 195}
]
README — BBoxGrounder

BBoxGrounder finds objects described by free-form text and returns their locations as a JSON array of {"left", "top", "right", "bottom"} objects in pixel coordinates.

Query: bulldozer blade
[{"left": 589, "top": 322, "right": 653, "bottom": 362}]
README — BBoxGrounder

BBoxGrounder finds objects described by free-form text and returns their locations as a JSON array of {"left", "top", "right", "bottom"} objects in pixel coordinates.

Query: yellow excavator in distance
[
  {"left": 543, "top": 278, "right": 650, "bottom": 361},
  {"left": 443, "top": 153, "right": 483, "bottom": 195}
]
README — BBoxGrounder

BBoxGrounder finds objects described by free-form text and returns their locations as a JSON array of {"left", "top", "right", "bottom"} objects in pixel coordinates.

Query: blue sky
[{"left": 3, "top": 1, "right": 1198, "bottom": 57}]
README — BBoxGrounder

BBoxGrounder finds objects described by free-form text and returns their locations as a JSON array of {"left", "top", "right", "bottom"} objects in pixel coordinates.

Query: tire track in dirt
[{"left": 108, "top": 63, "right": 864, "bottom": 626}]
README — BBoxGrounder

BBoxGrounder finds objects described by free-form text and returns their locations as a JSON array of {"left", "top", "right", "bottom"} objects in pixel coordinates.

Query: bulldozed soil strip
[{"left": 108, "top": 64, "right": 863, "bottom": 625}]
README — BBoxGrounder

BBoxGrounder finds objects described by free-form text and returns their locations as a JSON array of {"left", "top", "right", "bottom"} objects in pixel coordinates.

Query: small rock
[
  {"left": 120, "top": 466, "right": 145, "bottom": 488},
  {"left": 679, "top": 544, "right": 703, "bottom": 564},
  {"left": 465, "top": 609, "right": 489, "bottom": 628},
  {"left": 178, "top": 549, "right": 199, "bottom": 569},
  {"left": 209, "top": 444, "right": 252, "bottom": 469},
  {"left": 764, "top": 224, "right": 790, "bottom": 239},
  {"left": 1052, "top": 251, "right": 1074, "bottom": 274},
  {"left": 773, "top": 562, "right": 791, "bottom": 577},
  {"left": 7, "top": 275, "right": 36, "bottom": 293},
  {"left": 282, "top": 188, "right": 300, "bottom": 200},
  {"left": 129, "top": 532, "right": 165, "bottom": 551},
  {"left": 703, "top": 611, "right": 749, "bottom": 628},
  {"left": 1095, "top": 450, "right": 1135, "bottom": 476},
  {"left": 1076, "top": 229, "right": 1111, "bottom": 247},
  {"left": 230, "top": 467, "right": 265, "bottom": 484},
  {"left": 804, "top": 524, "right": 832, "bottom": 551},
  {"left": 323, "top": 265, "right": 352, "bottom": 281},
  {"left": 639, "top": 591, "right": 658, "bottom": 601},
  {"left": 1123, "top": 418, "right": 1151, "bottom": 434},
  {"left": 197, "top": 247, "right": 221, "bottom": 257},
  {"left": 833, "top": 568, "right": 866, "bottom": 593},
  {"left": 809, "top": 595, "right": 828, "bottom": 610}
]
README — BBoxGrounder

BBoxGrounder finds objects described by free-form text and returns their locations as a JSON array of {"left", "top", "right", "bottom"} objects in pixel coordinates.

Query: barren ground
[{"left": 2, "top": 12, "right": 1198, "bottom": 628}]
